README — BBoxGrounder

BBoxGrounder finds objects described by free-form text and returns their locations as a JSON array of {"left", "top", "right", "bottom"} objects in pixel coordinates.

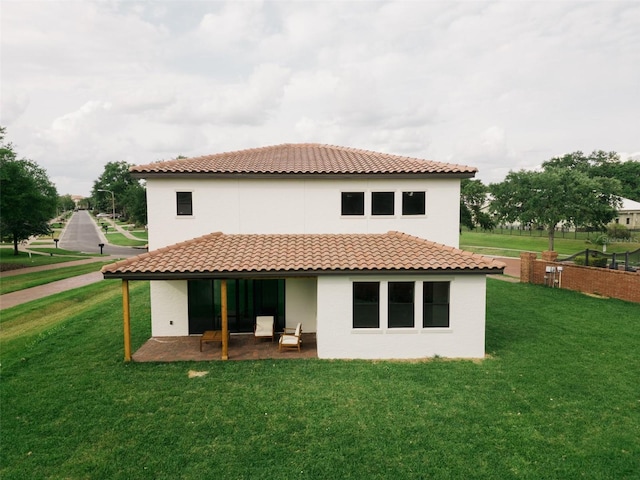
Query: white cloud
[{"left": 1, "top": 0, "right": 638, "bottom": 196}]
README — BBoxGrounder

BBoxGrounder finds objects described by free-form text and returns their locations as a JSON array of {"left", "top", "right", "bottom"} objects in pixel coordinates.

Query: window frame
[
  {"left": 402, "top": 191, "right": 426, "bottom": 216},
  {"left": 352, "top": 282, "right": 380, "bottom": 328},
  {"left": 423, "top": 281, "right": 450, "bottom": 328},
  {"left": 371, "top": 191, "right": 395, "bottom": 216},
  {"left": 388, "top": 281, "right": 415, "bottom": 328},
  {"left": 341, "top": 192, "right": 365, "bottom": 216},
  {"left": 176, "top": 191, "right": 193, "bottom": 216}
]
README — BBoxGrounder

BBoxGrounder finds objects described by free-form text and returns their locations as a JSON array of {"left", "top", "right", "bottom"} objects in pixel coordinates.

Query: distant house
[
  {"left": 103, "top": 144, "right": 504, "bottom": 360},
  {"left": 615, "top": 197, "right": 640, "bottom": 230}
]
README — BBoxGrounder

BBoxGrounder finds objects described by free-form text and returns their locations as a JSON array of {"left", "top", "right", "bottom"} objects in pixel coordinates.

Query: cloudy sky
[{"left": 2, "top": 1, "right": 639, "bottom": 196}]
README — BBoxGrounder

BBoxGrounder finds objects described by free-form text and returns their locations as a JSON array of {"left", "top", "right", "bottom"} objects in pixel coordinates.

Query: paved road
[
  {"left": 0, "top": 212, "right": 144, "bottom": 310},
  {"left": 60, "top": 210, "right": 141, "bottom": 257}
]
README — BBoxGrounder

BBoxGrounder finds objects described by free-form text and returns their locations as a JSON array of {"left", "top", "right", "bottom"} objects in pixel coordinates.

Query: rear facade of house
[{"left": 104, "top": 144, "right": 503, "bottom": 359}]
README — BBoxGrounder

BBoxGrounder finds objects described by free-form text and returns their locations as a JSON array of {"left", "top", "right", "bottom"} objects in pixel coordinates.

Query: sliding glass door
[{"left": 188, "top": 279, "right": 285, "bottom": 334}]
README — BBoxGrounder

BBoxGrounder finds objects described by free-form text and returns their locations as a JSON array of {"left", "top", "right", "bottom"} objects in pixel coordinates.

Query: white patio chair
[
  {"left": 254, "top": 316, "right": 275, "bottom": 343},
  {"left": 278, "top": 322, "right": 302, "bottom": 352}
]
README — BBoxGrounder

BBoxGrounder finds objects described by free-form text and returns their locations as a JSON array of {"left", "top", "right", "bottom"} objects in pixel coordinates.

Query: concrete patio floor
[{"left": 132, "top": 333, "right": 317, "bottom": 362}]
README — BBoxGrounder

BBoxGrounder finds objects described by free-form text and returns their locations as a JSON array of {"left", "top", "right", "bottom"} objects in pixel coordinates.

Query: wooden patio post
[
  {"left": 122, "top": 279, "right": 132, "bottom": 362},
  {"left": 221, "top": 279, "right": 229, "bottom": 360}
]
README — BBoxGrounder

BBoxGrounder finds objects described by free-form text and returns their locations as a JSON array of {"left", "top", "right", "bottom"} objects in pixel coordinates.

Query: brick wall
[{"left": 520, "top": 252, "right": 640, "bottom": 303}]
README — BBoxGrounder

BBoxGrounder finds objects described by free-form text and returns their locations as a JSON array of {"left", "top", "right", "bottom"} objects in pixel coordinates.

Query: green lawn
[
  {"left": 0, "top": 248, "right": 94, "bottom": 269},
  {"left": 104, "top": 231, "right": 148, "bottom": 247},
  {"left": 1, "top": 280, "right": 638, "bottom": 479},
  {"left": 460, "top": 230, "right": 640, "bottom": 257},
  {"left": 0, "top": 261, "right": 112, "bottom": 295}
]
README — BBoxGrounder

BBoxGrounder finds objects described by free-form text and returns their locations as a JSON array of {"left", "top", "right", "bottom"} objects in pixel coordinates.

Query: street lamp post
[{"left": 97, "top": 189, "right": 115, "bottom": 229}]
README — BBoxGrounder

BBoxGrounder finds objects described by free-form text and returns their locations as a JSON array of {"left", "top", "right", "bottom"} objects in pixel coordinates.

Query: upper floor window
[
  {"left": 423, "top": 282, "right": 450, "bottom": 328},
  {"left": 402, "top": 191, "right": 425, "bottom": 215},
  {"left": 353, "top": 282, "right": 380, "bottom": 328},
  {"left": 342, "top": 192, "right": 364, "bottom": 216},
  {"left": 372, "top": 192, "right": 395, "bottom": 216},
  {"left": 176, "top": 192, "right": 193, "bottom": 216}
]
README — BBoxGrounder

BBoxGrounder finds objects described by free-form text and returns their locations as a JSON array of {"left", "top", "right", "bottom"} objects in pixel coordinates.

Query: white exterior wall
[
  {"left": 146, "top": 177, "right": 461, "bottom": 249},
  {"left": 149, "top": 278, "right": 319, "bottom": 337},
  {"left": 284, "top": 277, "right": 317, "bottom": 332},
  {"left": 316, "top": 274, "right": 487, "bottom": 359},
  {"left": 150, "top": 281, "right": 189, "bottom": 336}
]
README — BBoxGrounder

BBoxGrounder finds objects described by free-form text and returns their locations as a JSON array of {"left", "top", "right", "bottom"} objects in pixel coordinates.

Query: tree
[
  {"left": 543, "top": 150, "right": 640, "bottom": 201},
  {"left": 0, "top": 127, "right": 58, "bottom": 255},
  {"left": 460, "top": 179, "right": 494, "bottom": 230},
  {"left": 92, "top": 161, "right": 146, "bottom": 224},
  {"left": 490, "top": 167, "right": 621, "bottom": 251},
  {"left": 57, "top": 194, "right": 76, "bottom": 213}
]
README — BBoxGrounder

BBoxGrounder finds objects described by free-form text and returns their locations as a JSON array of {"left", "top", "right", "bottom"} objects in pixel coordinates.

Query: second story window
[
  {"left": 341, "top": 192, "right": 364, "bottom": 216},
  {"left": 402, "top": 191, "right": 425, "bottom": 215},
  {"left": 371, "top": 192, "right": 395, "bottom": 216},
  {"left": 176, "top": 191, "right": 193, "bottom": 216}
]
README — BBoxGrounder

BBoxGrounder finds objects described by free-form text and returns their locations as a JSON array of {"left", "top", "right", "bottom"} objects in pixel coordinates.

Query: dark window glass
[
  {"left": 353, "top": 282, "right": 379, "bottom": 328},
  {"left": 341, "top": 192, "right": 364, "bottom": 216},
  {"left": 388, "top": 282, "right": 414, "bottom": 328},
  {"left": 402, "top": 191, "right": 425, "bottom": 215},
  {"left": 372, "top": 192, "right": 395, "bottom": 216},
  {"left": 177, "top": 192, "right": 193, "bottom": 216},
  {"left": 423, "top": 282, "right": 450, "bottom": 328}
]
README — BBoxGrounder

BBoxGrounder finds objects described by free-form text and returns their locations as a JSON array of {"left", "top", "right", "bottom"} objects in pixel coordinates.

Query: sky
[{"left": 2, "top": 0, "right": 639, "bottom": 197}]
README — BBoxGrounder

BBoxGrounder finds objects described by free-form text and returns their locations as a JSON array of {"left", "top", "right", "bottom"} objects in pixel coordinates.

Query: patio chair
[
  {"left": 254, "top": 316, "right": 275, "bottom": 343},
  {"left": 279, "top": 322, "right": 302, "bottom": 352}
]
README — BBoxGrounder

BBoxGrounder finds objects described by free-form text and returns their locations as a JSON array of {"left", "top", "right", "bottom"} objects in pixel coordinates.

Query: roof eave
[
  {"left": 131, "top": 171, "right": 477, "bottom": 180},
  {"left": 102, "top": 267, "right": 503, "bottom": 281}
]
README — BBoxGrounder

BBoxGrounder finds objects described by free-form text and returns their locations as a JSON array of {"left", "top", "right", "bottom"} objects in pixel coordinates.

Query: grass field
[
  {"left": 460, "top": 230, "right": 640, "bottom": 257},
  {"left": 0, "top": 261, "right": 111, "bottom": 295},
  {"left": 1, "top": 280, "right": 638, "bottom": 479},
  {"left": 104, "top": 232, "right": 148, "bottom": 247},
  {"left": 0, "top": 248, "right": 96, "bottom": 269}
]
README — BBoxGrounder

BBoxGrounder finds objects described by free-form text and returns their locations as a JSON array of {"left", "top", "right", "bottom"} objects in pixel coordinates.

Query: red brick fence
[{"left": 520, "top": 251, "right": 640, "bottom": 303}]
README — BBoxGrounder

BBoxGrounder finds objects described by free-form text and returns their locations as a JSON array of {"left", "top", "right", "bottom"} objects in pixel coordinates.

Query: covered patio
[{"left": 132, "top": 332, "right": 317, "bottom": 362}]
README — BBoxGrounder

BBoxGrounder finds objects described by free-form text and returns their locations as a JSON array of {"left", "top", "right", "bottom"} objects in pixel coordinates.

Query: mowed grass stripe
[
  {"left": 0, "top": 262, "right": 111, "bottom": 295},
  {"left": 0, "top": 280, "right": 125, "bottom": 365}
]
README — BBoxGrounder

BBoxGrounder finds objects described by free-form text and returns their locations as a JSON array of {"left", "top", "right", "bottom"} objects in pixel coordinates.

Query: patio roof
[
  {"left": 102, "top": 231, "right": 505, "bottom": 280},
  {"left": 130, "top": 143, "right": 477, "bottom": 178}
]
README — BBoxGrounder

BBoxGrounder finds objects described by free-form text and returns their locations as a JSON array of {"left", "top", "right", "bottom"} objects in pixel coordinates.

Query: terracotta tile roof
[
  {"left": 102, "top": 231, "right": 504, "bottom": 279},
  {"left": 131, "top": 143, "right": 476, "bottom": 176}
]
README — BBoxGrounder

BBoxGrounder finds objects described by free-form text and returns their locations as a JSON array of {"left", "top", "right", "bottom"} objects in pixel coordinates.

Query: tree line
[
  {"left": 2, "top": 125, "right": 638, "bottom": 255},
  {"left": 461, "top": 150, "right": 640, "bottom": 250}
]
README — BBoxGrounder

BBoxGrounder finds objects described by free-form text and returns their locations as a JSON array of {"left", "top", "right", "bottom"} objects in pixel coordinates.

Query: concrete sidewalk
[
  {"left": 0, "top": 271, "right": 107, "bottom": 310},
  {"left": 0, "top": 256, "right": 122, "bottom": 310}
]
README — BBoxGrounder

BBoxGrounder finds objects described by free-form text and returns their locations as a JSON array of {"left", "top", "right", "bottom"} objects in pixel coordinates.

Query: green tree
[
  {"left": 92, "top": 161, "right": 146, "bottom": 224},
  {"left": 57, "top": 194, "right": 76, "bottom": 213},
  {"left": 460, "top": 179, "right": 494, "bottom": 230},
  {"left": 543, "top": 150, "right": 640, "bottom": 201},
  {"left": 490, "top": 167, "right": 620, "bottom": 251},
  {"left": 0, "top": 127, "right": 58, "bottom": 255}
]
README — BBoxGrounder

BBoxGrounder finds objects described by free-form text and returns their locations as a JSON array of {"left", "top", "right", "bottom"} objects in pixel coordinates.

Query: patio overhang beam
[{"left": 103, "top": 268, "right": 503, "bottom": 281}]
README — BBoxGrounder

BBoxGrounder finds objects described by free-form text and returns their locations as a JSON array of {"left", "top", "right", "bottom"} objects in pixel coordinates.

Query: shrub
[{"left": 607, "top": 223, "right": 631, "bottom": 240}]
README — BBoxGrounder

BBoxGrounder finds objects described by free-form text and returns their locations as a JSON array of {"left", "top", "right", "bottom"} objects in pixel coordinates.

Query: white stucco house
[
  {"left": 615, "top": 197, "right": 640, "bottom": 230},
  {"left": 103, "top": 144, "right": 504, "bottom": 360}
]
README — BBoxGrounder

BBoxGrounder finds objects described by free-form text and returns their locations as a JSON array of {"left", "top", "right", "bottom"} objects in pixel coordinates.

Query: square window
[
  {"left": 423, "top": 282, "right": 450, "bottom": 328},
  {"left": 388, "top": 282, "right": 414, "bottom": 328},
  {"left": 177, "top": 192, "right": 193, "bottom": 216},
  {"left": 402, "top": 191, "right": 425, "bottom": 215},
  {"left": 342, "top": 192, "right": 364, "bottom": 216},
  {"left": 372, "top": 192, "right": 395, "bottom": 216},
  {"left": 353, "top": 282, "right": 380, "bottom": 328}
]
